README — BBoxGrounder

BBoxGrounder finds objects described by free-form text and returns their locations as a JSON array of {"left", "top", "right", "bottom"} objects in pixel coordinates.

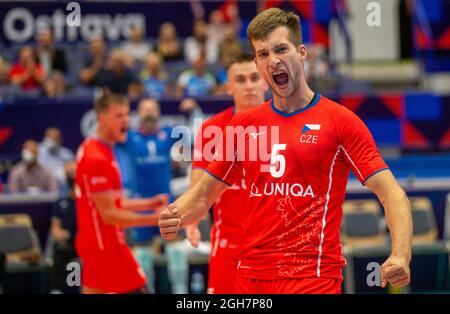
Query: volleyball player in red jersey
[
  {"left": 185, "top": 52, "right": 267, "bottom": 293},
  {"left": 160, "top": 8, "right": 412, "bottom": 293},
  {"left": 75, "top": 94, "right": 168, "bottom": 294}
]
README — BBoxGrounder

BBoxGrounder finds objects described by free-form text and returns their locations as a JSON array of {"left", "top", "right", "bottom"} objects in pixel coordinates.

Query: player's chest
[
  {"left": 133, "top": 136, "right": 170, "bottom": 158},
  {"left": 240, "top": 120, "right": 339, "bottom": 174}
]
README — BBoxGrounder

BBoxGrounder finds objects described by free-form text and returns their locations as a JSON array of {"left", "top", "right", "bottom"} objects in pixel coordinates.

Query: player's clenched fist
[
  {"left": 159, "top": 203, "right": 181, "bottom": 240},
  {"left": 380, "top": 255, "right": 411, "bottom": 288}
]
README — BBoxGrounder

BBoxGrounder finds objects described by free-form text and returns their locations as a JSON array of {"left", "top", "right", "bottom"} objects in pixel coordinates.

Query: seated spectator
[
  {"left": 97, "top": 49, "right": 141, "bottom": 98},
  {"left": 304, "top": 44, "right": 330, "bottom": 90},
  {"left": 216, "top": 23, "right": 243, "bottom": 90},
  {"left": 184, "top": 19, "right": 218, "bottom": 65},
  {"left": 38, "top": 127, "right": 75, "bottom": 189},
  {"left": 177, "top": 54, "right": 216, "bottom": 97},
  {"left": 207, "top": 9, "right": 227, "bottom": 47},
  {"left": 43, "top": 71, "right": 67, "bottom": 99},
  {"left": 304, "top": 44, "right": 329, "bottom": 79},
  {"left": 140, "top": 52, "right": 168, "bottom": 99},
  {"left": 36, "top": 29, "right": 67, "bottom": 74},
  {"left": 122, "top": 25, "right": 152, "bottom": 64},
  {"left": 156, "top": 22, "right": 183, "bottom": 63},
  {"left": 8, "top": 140, "right": 58, "bottom": 193},
  {"left": 0, "top": 53, "right": 11, "bottom": 85},
  {"left": 79, "top": 37, "right": 107, "bottom": 86},
  {"left": 8, "top": 46, "right": 46, "bottom": 91},
  {"left": 50, "top": 160, "right": 79, "bottom": 294}
]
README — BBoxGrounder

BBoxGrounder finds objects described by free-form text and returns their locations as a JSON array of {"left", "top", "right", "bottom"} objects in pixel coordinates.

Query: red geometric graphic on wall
[
  {"left": 339, "top": 95, "right": 365, "bottom": 113},
  {"left": 379, "top": 95, "right": 404, "bottom": 119},
  {"left": 403, "top": 121, "right": 428, "bottom": 147},
  {"left": 0, "top": 127, "right": 13, "bottom": 148}
]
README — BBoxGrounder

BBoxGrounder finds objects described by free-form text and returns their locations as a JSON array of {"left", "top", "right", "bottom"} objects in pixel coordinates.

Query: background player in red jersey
[
  {"left": 159, "top": 8, "right": 412, "bottom": 293},
  {"left": 75, "top": 94, "right": 168, "bottom": 294},
  {"left": 185, "top": 52, "right": 267, "bottom": 293}
]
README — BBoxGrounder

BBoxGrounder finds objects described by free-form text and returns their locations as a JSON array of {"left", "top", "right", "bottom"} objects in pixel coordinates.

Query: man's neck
[
  {"left": 235, "top": 103, "right": 252, "bottom": 114},
  {"left": 273, "top": 84, "right": 315, "bottom": 113},
  {"left": 96, "top": 129, "right": 115, "bottom": 146}
]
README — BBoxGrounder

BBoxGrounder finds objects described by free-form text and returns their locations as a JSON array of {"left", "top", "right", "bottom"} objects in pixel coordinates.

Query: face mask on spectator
[
  {"left": 22, "top": 149, "right": 36, "bottom": 165},
  {"left": 44, "top": 137, "right": 59, "bottom": 151},
  {"left": 140, "top": 115, "right": 158, "bottom": 131}
]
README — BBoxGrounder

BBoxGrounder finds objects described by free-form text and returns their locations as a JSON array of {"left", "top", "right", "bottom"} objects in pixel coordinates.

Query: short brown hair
[
  {"left": 247, "top": 8, "right": 302, "bottom": 50},
  {"left": 226, "top": 51, "right": 255, "bottom": 70},
  {"left": 94, "top": 94, "right": 129, "bottom": 113}
]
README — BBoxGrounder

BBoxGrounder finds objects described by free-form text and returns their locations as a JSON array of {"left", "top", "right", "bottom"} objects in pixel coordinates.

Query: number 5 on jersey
[{"left": 270, "top": 144, "right": 286, "bottom": 178}]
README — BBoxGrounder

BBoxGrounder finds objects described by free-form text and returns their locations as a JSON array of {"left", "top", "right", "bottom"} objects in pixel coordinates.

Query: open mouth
[
  {"left": 120, "top": 126, "right": 128, "bottom": 135},
  {"left": 272, "top": 70, "right": 289, "bottom": 88}
]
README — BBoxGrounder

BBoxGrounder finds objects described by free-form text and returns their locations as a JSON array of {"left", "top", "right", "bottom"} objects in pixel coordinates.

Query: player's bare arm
[
  {"left": 121, "top": 193, "right": 169, "bottom": 212},
  {"left": 365, "top": 169, "right": 412, "bottom": 288},
  {"left": 92, "top": 190, "right": 161, "bottom": 227},
  {"left": 184, "top": 168, "right": 206, "bottom": 247},
  {"left": 159, "top": 172, "right": 229, "bottom": 240}
]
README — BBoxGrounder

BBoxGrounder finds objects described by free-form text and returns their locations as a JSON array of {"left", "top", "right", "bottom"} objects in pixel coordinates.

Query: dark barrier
[{"left": 0, "top": 193, "right": 58, "bottom": 249}]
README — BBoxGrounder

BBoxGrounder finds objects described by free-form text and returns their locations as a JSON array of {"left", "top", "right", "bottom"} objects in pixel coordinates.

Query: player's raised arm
[
  {"left": 364, "top": 170, "right": 412, "bottom": 287},
  {"left": 159, "top": 171, "right": 229, "bottom": 240},
  {"left": 92, "top": 190, "right": 160, "bottom": 228}
]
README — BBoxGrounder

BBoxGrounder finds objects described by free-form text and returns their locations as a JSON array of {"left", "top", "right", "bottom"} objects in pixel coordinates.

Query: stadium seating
[
  {"left": 0, "top": 214, "right": 42, "bottom": 265},
  {"left": 410, "top": 197, "right": 438, "bottom": 244},
  {"left": 341, "top": 199, "right": 387, "bottom": 248}
]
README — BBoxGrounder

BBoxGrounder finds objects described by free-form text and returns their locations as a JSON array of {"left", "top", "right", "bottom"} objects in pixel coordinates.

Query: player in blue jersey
[{"left": 116, "top": 98, "right": 178, "bottom": 292}]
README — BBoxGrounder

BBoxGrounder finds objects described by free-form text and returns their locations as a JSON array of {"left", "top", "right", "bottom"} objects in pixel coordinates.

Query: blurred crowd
[{"left": 0, "top": 9, "right": 331, "bottom": 102}]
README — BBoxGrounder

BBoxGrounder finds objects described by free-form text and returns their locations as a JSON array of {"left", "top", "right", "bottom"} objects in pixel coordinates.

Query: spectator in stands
[
  {"left": 79, "top": 37, "right": 107, "bottom": 86},
  {"left": 122, "top": 25, "right": 152, "bottom": 64},
  {"left": 43, "top": 71, "right": 67, "bottom": 99},
  {"left": 304, "top": 44, "right": 330, "bottom": 90},
  {"left": 177, "top": 53, "right": 216, "bottom": 97},
  {"left": 207, "top": 9, "right": 227, "bottom": 47},
  {"left": 216, "top": 24, "right": 243, "bottom": 91},
  {"left": 184, "top": 19, "right": 218, "bottom": 65},
  {"left": 97, "top": 49, "right": 141, "bottom": 98},
  {"left": 8, "top": 46, "right": 46, "bottom": 92},
  {"left": 36, "top": 29, "right": 67, "bottom": 74},
  {"left": 178, "top": 97, "right": 205, "bottom": 169},
  {"left": 50, "top": 160, "right": 79, "bottom": 294},
  {"left": 8, "top": 140, "right": 58, "bottom": 193},
  {"left": 38, "top": 127, "right": 75, "bottom": 190},
  {"left": 140, "top": 52, "right": 168, "bottom": 99},
  {"left": 156, "top": 22, "right": 183, "bottom": 63},
  {"left": 0, "top": 53, "right": 11, "bottom": 85}
]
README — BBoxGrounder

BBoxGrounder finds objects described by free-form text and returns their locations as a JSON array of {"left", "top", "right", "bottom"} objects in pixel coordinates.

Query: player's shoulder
[
  {"left": 76, "top": 138, "right": 109, "bottom": 164},
  {"left": 159, "top": 126, "right": 173, "bottom": 134},
  {"left": 204, "top": 107, "right": 234, "bottom": 126},
  {"left": 230, "top": 100, "right": 271, "bottom": 125},
  {"left": 80, "top": 138, "right": 103, "bottom": 152},
  {"left": 127, "top": 129, "right": 140, "bottom": 137},
  {"left": 157, "top": 127, "right": 173, "bottom": 141},
  {"left": 126, "top": 129, "right": 146, "bottom": 144}
]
